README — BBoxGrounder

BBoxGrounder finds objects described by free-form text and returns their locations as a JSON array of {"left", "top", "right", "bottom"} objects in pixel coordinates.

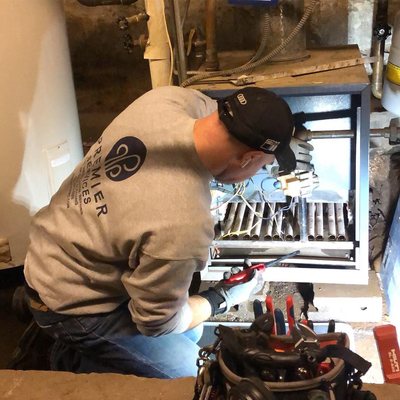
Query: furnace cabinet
[{"left": 196, "top": 46, "right": 370, "bottom": 285}]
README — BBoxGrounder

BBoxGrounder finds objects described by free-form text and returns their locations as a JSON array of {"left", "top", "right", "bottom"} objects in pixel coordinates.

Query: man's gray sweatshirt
[{"left": 24, "top": 86, "right": 217, "bottom": 336}]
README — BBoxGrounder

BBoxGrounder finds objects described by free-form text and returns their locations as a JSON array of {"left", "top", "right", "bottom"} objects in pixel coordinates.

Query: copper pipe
[{"left": 204, "top": 0, "right": 219, "bottom": 71}]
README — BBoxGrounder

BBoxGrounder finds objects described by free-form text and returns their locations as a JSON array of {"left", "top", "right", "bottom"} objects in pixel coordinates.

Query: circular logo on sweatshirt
[{"left": 105, "top": 137, "right": 147, "bottom": 181}]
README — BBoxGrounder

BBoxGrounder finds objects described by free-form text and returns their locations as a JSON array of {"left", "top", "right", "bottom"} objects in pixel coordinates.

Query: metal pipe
[
  {"left": 307, "top": 202, "right": 315, "bottom": 241},
  {"left": 224, "top": 202, "right": 237, "bottom": 236},
  {"left": 264, "top": 202, "right": 275, "bottom": 240},
  {"left": 295, "top": 127, "right": 400, "bottom": 141},
  {"left": 204, "top": 0, "right": 219, "bottom": 71},
  {"left": 315, "top": 202, "right": 324, "bottom": 241},
  {"left": 272, "top": 205, "right": 283, "bottom": 241},
  {"left": 230, "top": 202, "right": 246, "bottom": 239},
  {"left": 291, "top": 204, "right": 300, "bottom": 241},
  {"left": 335, "top": 203, "right": 347, "bottom": 241},
  {"left": 171, "top": 0, "right": 187, "bottom": 83},
  {"left": 243, "top": 202, "right": 256, "bottom": 240},
  {"left": 77, "top": 0, "right": 136, "bottom": 5},
  {"left": 327, "top": 203, "right": 337, "bottom": 241},
  {"left": 284, "top": 212, "right": 294, "bottom": 241},
  {"left": 298, "top": 197, "right": 308, "bottom": 242},
  {"left": 372, "top": 0, "right": 390, "bottom": 99},
  {"left": 251, "top": 202, "right": 265, "bottom": 240},
  {"left": 144, "top": 0, "right": 172, "bottom": 88},
  {"left": 372, "top": 39, "right": 385, "bottom": 99}
]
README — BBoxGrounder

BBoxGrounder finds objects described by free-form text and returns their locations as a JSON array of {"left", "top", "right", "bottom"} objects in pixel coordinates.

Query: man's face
[{"left": 214, "top": 153, "right": 275, "bottom": 184}]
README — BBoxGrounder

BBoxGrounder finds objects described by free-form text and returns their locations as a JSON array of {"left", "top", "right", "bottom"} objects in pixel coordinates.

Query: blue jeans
[{"left": 30, "top": 301, "right": 203, "bottom": 378}]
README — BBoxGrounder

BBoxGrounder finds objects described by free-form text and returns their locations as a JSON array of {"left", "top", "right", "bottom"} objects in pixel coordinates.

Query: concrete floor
[{"left": 0, "top": 267, "right": 388, "bottom": 384}]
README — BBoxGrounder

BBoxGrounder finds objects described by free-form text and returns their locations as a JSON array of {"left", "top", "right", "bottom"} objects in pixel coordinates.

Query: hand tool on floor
[{"left": 373, "top": 324, "right": 400, "bottom": 384}]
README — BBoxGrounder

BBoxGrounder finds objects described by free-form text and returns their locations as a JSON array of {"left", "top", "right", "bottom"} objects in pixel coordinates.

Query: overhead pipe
[
  {"left": 170, "top": 0, "right": 188, "bottom": 83},
  {"left": 144, "top": 0, "right": 172, "bottom": 88},
  {"left": 371, "top": 0, "right": 391, "bottom": 99},
  {"left": 204, "top": 0, "right": 219, "bottom": 71},
  {"left": 77, "top": 0, "right": 137, "bottom": 6}
]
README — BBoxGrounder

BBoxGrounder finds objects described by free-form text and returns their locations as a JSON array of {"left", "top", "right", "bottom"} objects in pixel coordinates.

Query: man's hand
[
  {"left": 199, "top": 269, "right": 261, "bottom": 315},
  {"left": 289, "top": 137, "right": 314, "bottom": 171}
]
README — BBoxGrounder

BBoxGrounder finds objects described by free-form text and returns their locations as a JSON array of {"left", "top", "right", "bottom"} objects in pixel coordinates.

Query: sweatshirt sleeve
[{"left": 122, "top": 253, "right": 205, "bottom": 336}]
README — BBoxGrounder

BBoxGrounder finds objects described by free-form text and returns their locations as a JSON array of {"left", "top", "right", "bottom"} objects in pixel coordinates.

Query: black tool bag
[{"left": 194, "top": 324, "right": 376, "bottom": 400}]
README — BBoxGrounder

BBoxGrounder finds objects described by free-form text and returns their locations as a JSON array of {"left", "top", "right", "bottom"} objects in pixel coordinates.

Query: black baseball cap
[{"left": 217, "top": 87, "right": 296, "bottom": 172}]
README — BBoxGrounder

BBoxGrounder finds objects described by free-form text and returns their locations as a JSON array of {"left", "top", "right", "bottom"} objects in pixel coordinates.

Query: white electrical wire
[{"left": 161, "top": 0, "right": 174, "bottom": 84}]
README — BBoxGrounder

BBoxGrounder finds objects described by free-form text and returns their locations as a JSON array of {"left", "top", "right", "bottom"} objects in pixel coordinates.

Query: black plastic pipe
[{"left": 77, "top": 0, "right": 137, "bottom": 6}]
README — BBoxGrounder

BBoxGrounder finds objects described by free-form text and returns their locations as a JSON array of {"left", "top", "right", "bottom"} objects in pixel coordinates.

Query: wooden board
[{"left": 190, "top": 45, "right": 370, "bottom": 91}]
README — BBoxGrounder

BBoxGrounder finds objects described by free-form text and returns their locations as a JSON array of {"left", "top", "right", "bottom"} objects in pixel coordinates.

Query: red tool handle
[
  {"left": 286, "top": 295, "right": 295, "bottom": 334},
  {"left": 265, "top": 295, "right": 276, "bottom": 335},
  {"left": 373, "top": 324, "right": 400, "bottom": 384},
  {"left": 223, "top": 263, "right": 265, "bottom": 284}
]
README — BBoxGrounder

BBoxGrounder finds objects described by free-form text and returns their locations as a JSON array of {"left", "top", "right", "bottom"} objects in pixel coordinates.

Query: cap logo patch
[
  {"left": 260, "top": 138, "right": 280, "bottom": 152},
  {"left": 237, "top": 93, "right": 247, "bottom": 105}
]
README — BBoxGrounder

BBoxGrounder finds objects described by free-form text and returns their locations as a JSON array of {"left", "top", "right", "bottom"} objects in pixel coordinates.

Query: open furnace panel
[{"left": 202, "top": 91, "right": 370, "bottom": 285}]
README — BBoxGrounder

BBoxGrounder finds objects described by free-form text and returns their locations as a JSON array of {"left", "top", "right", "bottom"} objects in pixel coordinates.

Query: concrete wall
[{"left": 63, "top": 0, "right": 400, "bottom": 142}]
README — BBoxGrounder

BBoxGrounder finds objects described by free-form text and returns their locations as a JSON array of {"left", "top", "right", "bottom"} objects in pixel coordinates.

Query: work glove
[
  {"left": 289, "top": 137, "right": 314, "bottom": 172},
  {"left": 199, "top": 268, "right": 262, "bottom": 316}
]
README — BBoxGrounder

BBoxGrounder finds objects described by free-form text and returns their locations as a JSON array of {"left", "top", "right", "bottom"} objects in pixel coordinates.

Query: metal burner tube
[
  {"left": 335, "top": 203, "right": 347, "bottom": 241},
  {"left": 224, "top": 202, "right": 238, "bottom": 236},
  {"left": 307, "top": 202, "right": 316, "bottom": 241},
  {"left": 251, "top": 202, "right": 265, "bottom": 240},
  {"left": 230, "top": 202, "right": 246, "bottom": 239},
  {"left": 315, "top": 202, "right": 324, "bottom": 241},
  {"left": 264, "top": 202, "right": 276, "bottom": 240},
  {"left": 272, "top": 205, "right": 283, "bottom": 241},
  {"left": 298, "top": 197, "right": 308, "bottom": 242},
  {"left": 284, "top": 213, "right": 294, "bottom": 241},
  {"left": 327, "top": 203, "right": 337, "bottom": 241},
  {"left": 243, "top": 202, "right": 256, "bottom": 240}
]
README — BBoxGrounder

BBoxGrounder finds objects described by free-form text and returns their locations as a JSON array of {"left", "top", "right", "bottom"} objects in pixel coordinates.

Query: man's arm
[
  {"left": 122, "top": 253, "right": 210, "bottom": 336},
  {"left": 187, "top": 295, "right": 212, "bottom": 330}
]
